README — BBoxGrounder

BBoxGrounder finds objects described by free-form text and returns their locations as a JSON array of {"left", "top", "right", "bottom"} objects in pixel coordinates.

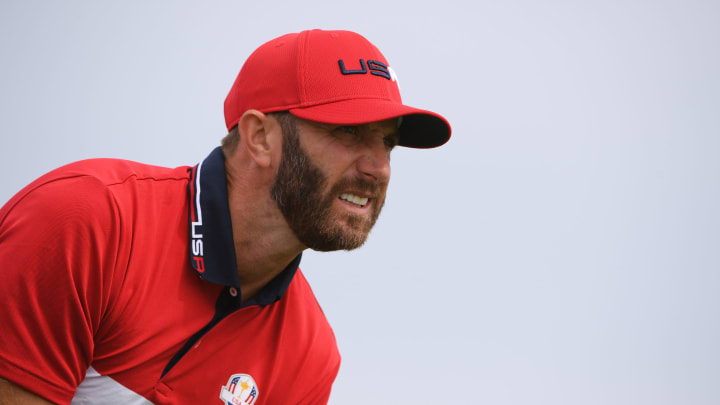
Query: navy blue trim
[
  {"left": 161, "top": 286, "right": 241, "bottom": 378},
  {"left": 245, "top": 254, "right": 302, "bottom": 306},
  {"left": 187, "top": 147, "right": 239, "bottom": 287}
]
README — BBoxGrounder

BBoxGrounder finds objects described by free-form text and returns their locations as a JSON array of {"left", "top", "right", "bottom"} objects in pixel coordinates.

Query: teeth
[{"left": 339, "top": 193, "right": 369, "bottom": 207}]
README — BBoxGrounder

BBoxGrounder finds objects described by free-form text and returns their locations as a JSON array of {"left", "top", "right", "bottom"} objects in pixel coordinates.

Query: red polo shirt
[{"left": 0, "top": 148, "right": 340, "bottom": 404}]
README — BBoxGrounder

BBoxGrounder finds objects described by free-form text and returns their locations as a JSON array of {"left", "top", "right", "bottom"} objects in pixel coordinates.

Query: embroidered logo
[
  {"left": 189, "top": 162, "right": 205, "bottom": 273},
  {"left": 338, "top": 59, "right": 397, "bottom": 82},
  {"left": 219, "top": 374, "right": 258, "bottom": 405}
]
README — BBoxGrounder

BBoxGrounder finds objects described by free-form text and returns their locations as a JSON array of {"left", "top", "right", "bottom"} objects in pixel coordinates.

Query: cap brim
[{"left": 288, "top": 98, "right": 451, "bottom": 148}]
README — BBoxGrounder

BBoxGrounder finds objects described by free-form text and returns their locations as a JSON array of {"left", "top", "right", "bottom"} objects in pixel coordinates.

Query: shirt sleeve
[
  {"left": 0, "top": 175, "right": 123, "bottom": 404},
  {"left": 297, "top": 358, "right": 341, "bottom": 405}
]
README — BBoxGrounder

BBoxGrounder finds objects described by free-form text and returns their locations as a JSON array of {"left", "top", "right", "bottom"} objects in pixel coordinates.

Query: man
[{"left": 0, "top": 29, "right": 450, "bottom": 404}]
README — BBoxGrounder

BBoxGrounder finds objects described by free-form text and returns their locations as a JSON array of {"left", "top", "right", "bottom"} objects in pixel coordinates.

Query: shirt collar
[{"left": 187, "top": 147, "right": 300, "bottom": 305}]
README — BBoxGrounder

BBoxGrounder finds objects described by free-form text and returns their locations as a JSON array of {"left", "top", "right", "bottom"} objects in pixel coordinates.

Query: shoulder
[
  {"left": 289, "top": 270, "right": 333, "bottom": 320},
  {"left": 1, "top": 158, "right": 191, "bottom": 227},
  {"left": 42, "top": 158, "right": 191, "bottom": 187},
  {"left": 284, "top": 269, "right": 340, "bottom": 356}
]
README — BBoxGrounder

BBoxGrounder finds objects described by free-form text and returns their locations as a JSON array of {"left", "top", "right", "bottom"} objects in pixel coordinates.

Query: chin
[{"left": 305, "top": 222, "right": 373, "bottom": 252}]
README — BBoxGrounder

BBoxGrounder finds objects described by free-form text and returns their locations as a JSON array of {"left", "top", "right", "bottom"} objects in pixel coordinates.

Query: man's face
[{"left": 270, "top": 113, "right": 399, "bottom": 251}]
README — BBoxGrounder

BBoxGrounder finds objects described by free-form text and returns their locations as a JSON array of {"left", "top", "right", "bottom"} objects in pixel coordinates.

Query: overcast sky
[{"left": 2, "top": 1, "right": 719, "bottom": 404}]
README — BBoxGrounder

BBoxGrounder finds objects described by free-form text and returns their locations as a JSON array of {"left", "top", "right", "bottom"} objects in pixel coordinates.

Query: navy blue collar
[{"left": 187, "top": 147, "right": 301, "bottom": 305}]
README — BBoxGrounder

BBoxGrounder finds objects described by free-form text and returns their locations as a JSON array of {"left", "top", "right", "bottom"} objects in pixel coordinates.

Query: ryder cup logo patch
[{"left": 219, "top": 374, "right": 258, "bottom": 405}]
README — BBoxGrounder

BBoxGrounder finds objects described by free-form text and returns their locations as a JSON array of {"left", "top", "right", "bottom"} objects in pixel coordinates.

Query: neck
[{"left": 225, "top": 158, "right": 305, "bottom": 302}]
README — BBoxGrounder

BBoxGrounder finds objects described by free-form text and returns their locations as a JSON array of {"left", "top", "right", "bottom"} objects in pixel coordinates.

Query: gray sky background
[{"left": 2, "top": 1, "right": 719, "bottom": 404}]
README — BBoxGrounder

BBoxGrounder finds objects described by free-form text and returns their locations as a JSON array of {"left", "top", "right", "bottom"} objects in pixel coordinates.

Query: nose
[{"left": 356, "top": 135, "right": 391, "bottom": 183}]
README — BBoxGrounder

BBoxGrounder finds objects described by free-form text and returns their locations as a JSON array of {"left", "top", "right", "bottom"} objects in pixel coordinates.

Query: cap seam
[
  {"left": 295, "top": 94, "right": 396, "bottom": 108},
  {"left": 298, "top": 31, "right": 309, "bottom": 104},
  {"left": 256, "top": 95, "right": 399, "bottom": 113}
]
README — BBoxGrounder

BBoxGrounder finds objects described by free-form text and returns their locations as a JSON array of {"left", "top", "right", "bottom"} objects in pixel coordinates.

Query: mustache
[{"left": 330, "top": 176, "right": 383, "bottom": 198}]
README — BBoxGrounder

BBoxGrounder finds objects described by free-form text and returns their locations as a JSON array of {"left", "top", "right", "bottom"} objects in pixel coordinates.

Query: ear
[{"left": 237, "top": 110, "right": 278, "bottom": 168}]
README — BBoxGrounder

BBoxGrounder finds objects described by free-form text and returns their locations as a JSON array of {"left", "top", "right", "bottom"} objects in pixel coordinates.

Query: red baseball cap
[{"left": 224, "top": 29, "right": 451, "bottom": 148}]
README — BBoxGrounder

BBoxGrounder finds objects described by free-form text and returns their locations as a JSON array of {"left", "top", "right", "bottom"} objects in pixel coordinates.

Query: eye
[
  {"left": 331, "top": 125, "right": 363, "bottom": 145},
  {"left": 383, "top": 134, "right": 400, "bottom": 150},
  {"left": 337, "top": 126, "right": 359, "bottom": 136}
]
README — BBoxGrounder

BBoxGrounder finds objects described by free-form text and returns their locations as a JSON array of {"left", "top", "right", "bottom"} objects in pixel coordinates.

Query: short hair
[
  {"left": 220, "top": 111, "right": 296, "bottom": 157},
  {"left": 221, "top": 125, "right": 240, "bottom": 156}
]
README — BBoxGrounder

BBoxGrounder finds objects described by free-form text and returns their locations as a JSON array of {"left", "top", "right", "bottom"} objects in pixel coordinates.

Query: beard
[{"left": 270, "top": 117, "right": 386, "bottom": 252}]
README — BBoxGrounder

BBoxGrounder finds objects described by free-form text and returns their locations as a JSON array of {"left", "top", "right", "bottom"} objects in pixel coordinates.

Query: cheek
[{"left": 314, "top": 146, "right": 358, "bottom": 177}]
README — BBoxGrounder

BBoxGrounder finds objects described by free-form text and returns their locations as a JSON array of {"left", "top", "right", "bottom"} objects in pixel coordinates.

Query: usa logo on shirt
[{"left": 219, "top": 373, "right": 258, "bottom": 405}]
